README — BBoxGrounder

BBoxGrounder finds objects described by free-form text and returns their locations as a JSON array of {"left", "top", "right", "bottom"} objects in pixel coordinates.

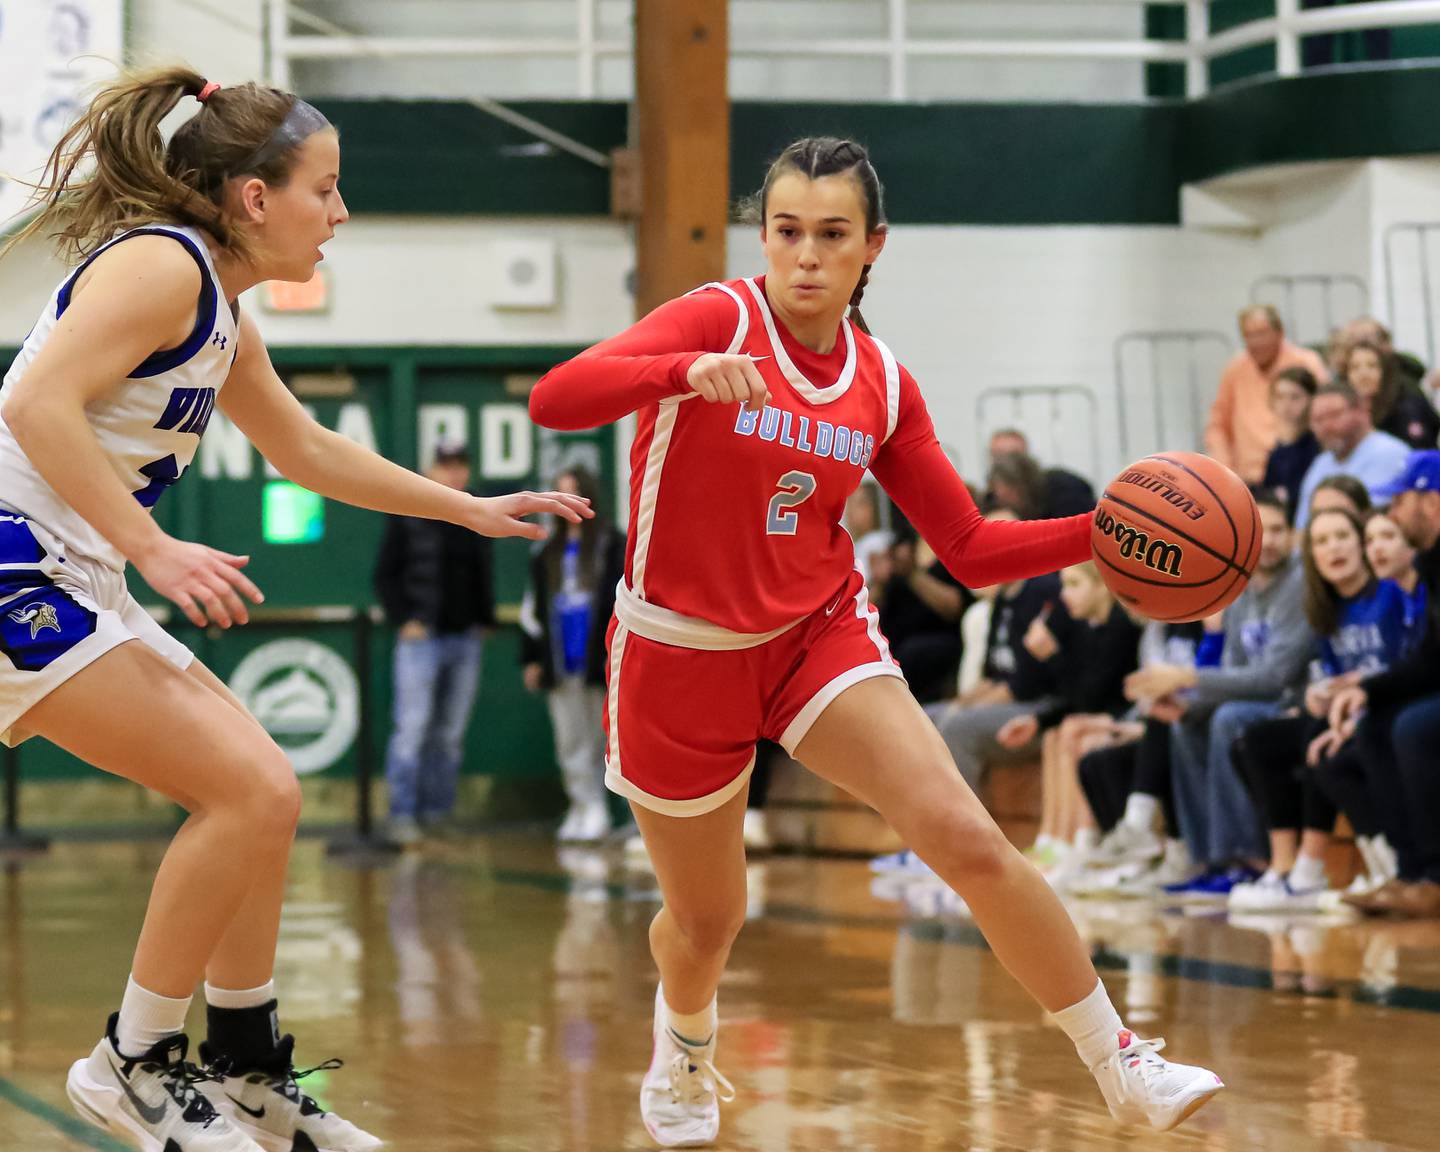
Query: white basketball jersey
[{"left": 0, "top": 224, "right": 238, "bottom": 570}]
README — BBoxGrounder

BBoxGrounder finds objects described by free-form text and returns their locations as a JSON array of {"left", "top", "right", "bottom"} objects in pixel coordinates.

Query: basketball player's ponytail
[
  {"left": 3, "top": 64, "right": 315, "bottom": 266},
  {"left": 752, "top": 136, "right": 886, "bottom": 336}
]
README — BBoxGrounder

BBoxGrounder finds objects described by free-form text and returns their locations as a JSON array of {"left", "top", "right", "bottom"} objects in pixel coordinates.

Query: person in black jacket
[
  {"left": 1329, "top": 451, "right": 1440, "bottom": 916},
  {"left": 1346, "top": 340, "right": 1440, "bottom": 450},
  {"left": 520, "top": 466, "right": 626, "bottom": 842},
  {"left": 373, "top": 443, "right": 495, "bottom": 843}
]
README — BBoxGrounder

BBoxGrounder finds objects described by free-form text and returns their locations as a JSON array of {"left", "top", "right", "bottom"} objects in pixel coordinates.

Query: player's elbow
[
  {"left": 2, "top": 387, "right": 58, "bottom": 448},
  {"left": 528, "top": 370, "right": 587, "bottom": 431}
]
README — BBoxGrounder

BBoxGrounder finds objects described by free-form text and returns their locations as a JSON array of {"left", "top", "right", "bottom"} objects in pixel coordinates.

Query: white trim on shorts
[
  {"left": 604, "top": 615, "right": 760, "bottom": 817},
  {"left": 777, "top": 662, "right": 905, "bottom": 756},
  {"left": 606, "top": 751, "right": 757, "bottom": 819}
]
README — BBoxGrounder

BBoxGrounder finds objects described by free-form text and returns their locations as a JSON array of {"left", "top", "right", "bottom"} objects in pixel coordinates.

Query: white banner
[{"left": 0, "top": 1, "right": 124, "bottom": 229}]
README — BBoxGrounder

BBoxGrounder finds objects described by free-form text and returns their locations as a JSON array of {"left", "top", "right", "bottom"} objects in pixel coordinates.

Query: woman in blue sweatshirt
[{"left": 1231, "top": 507, "right": 1410, "bottom": 911}]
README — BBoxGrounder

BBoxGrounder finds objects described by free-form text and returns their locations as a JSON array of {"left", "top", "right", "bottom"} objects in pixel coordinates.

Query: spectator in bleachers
[
  {"left": 845, "top": 480, "right": 893, "bottom": 587},
  {"left": 1309, "top": 473, "right": 1371, "bottom": 520},
  {"left": 1069, "top": 619, "right": 1225, "bottom": 897},
  {"left": 1262, "top": 366, "right": 1320, "bottom": 523},
  {"left": 986, "top": 432, "right": 1096, "bottom": 520},
  {"left": 1363, "top": 507, "right": 1427, "bottom": 638},
  {"left": 1329, "top": 452, "right": 1440, "bottom": 917},
  {"left": 1330, "top": 315, "right": 1426, "bottom": 392},
  {"left": 1123, "top": 490, "right": 1313, "bottom": 898},
  {"left": 871, "top": 530, "right": 969, "bottom": 704},
  {"left": 924, "top": 524, "right": 1063, "bottom": 793},
  {"left": 993, "top": 562, "right": 1141, "bottom": 872},
  {"left": 1294, "top": 381, "right": 1410, "bottom": 527},
  {"left": 519, "top": 466, "right": 626, "bottom": 843},
  {"left": 375, "top": 442, "right": 496, "bottom": 844},
  {"left": 1343, "top": 339, "right": 1440, "bottom": 450},
  {"left": 1229, "top": 506, "right": 1411, "bottom": 912},
  {"left": 1206, "top": 305, "right": 1331, "bottom": 485}
]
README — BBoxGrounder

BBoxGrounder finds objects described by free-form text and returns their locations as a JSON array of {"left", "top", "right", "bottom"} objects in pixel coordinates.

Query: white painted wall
[{"left": 126, "top": 0, "right": 265, "bottom": 78}]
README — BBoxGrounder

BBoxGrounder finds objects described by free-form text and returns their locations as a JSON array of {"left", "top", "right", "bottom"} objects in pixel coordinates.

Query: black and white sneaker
[
  {"left": 66, "top": 1013, "right": 263, "bottom": 1151},
  {"left": 197, "top": 1035, "right": 382, "bottom": 1151}
]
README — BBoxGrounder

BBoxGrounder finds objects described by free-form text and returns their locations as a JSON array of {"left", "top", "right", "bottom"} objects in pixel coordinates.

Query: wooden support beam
[{"left": 633, "top": 0, "right": 729, "bottom": 318}]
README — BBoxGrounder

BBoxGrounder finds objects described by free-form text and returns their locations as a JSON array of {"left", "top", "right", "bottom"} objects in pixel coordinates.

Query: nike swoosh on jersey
[
  {"left": 227, "top": 1094, "right": 267, "bottom": 1119},
  {"left": 106, "top": 1055, "right": 169, "bottom": 1125}
]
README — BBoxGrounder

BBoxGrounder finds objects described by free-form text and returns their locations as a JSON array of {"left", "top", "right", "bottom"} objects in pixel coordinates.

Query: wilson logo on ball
[
  {"left": 1094, "top": 507, "right": 1185, "bottom": 578},
  {"left": 1115, "top": 469, "right": 1208, "bottom": 521}
]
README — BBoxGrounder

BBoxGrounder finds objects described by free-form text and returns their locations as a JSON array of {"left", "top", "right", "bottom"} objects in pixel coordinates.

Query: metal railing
[
  {"left": 973, "top": 385, "right": 1101, "bottom": 484},
  {"left": 1113, "top": 329, "right": 1233, "bottom": 463},
  {"left": 1250, "top": 273, "right": 1369, "bottom": 350},
  {"left": 1384, "top": 222, "right": 1440, "bottom": 370},
  {"left": 266, "top": 0, "right": 1440, "bottom": 101}
]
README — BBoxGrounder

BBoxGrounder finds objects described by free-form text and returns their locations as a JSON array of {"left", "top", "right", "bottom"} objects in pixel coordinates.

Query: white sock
[
  {"left": 1051, "top": 978, "right": 1125, "bottom": 1070},
  {"left": 204, "top": 979, "right": 275, "bottom": 1010},
  {"left": 662, "top": 986, "right": 717, "bottom": 1050},
  {"left": 1288, "top": 854, "right": 1327, "bottom": 892},
  {"left": 1122, "top": 793, "right": 1159, "bottom": 834},
  {"left": 116, "top": 976, "right": 192, "bottom": 1058}
]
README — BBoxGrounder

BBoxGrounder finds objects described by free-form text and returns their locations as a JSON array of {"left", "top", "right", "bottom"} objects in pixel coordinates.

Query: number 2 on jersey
[{"left": 767, "top": 470, "right": 816, "bottom": 536}]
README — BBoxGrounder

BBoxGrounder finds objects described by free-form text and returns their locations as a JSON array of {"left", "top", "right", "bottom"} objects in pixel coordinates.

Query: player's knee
[
  {"left": 924, "top": 809, "right": 1011, "bottom": 882},
  {"left": 666, "top": 901, "right": 746, "bottom": 958},
  {"left": 244, "top": 749, "right": 302, "bottom": 843}
]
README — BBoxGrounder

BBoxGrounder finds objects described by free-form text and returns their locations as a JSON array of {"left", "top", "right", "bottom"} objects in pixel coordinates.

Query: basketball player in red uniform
[{"left": 531, "top": 138, "right": 1223, "bottom": 1147}]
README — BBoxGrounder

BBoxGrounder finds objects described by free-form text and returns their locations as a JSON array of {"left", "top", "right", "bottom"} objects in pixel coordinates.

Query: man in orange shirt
[{"left": 1205, "top": 305, "right": 1331, "bottom": 483}]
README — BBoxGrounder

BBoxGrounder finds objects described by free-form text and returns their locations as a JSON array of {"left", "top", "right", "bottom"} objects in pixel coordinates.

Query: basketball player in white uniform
[{"left": 0, "top": 67, "right": 589, "bottom": 1152}]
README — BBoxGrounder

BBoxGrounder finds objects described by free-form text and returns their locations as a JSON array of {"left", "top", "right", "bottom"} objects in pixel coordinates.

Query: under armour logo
[
  {"left": 8, "top": 603, "right": 61, "bottom": 639},
  {"left": 212, "top": 332, "right": 228, "bottom": 349}
]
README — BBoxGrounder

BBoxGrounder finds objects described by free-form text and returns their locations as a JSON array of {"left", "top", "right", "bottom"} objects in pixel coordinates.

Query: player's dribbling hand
[
  {"left": 467, "top": 491, "right": 594, "bottom": 540},
  {"left": 686, "top": 353, "right": 770, "bottom": 410},
  {"left": 133, "top": 534, "right": 264, "bottom": 629}
]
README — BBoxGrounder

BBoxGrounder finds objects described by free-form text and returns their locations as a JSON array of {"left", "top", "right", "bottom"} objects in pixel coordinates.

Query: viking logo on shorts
[{"left": 7, "top": 603, "right": 61, "bottom": 639}]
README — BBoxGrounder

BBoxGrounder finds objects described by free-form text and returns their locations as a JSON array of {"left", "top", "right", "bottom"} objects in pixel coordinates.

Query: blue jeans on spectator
[
  {"left": 385, "top": 629, "right": 484, "bottom": 822},
  {"left": 1170, "top": 700, "right": 1276, "bottom": 867}
]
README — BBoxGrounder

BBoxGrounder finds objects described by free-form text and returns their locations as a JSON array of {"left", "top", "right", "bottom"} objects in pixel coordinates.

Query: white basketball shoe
[
  {"left": 639, "top": 985, "right": 735, "bottom": 1148},
  {"left": 197, "top": 1036, "right": 382, "bottom": 1152},
  {"left": 66, "top": 1014, "right": 263, "bottom": 1152},
  {"left": 1091, "top": 1028, "right": 1224, "bottom": 1131}
]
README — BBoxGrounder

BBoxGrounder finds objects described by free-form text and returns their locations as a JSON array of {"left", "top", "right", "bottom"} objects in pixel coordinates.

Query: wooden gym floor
[{"left": 2, "top": 834, "right": 1438, "bottom": 1151}]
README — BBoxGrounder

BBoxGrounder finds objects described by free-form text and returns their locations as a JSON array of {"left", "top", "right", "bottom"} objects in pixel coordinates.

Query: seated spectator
[
  {"left": 1262, "top": 366, "right": 1320, "bottom": 523},
  {"left": 1070, "top": 619, "right": 1224, "bottom": 897},
  {"left": 1363, "top": 506, "right": 1427, "bottom": 641},
  {"left": 1330, "top": 315, "right": 1426, "bottom": 391},
  {"left": 1206, "top": 304, "right": 1330, "bottom": 485},
  {"left": 845, "top": 480, "right": 893, "bottom": 587},
  {"left": 1230, "top": 507, "right": 1411, "bottom": 912},
  {"left": 1344, "top": 339, "right": 1440, "bottom": 449},
  {"left": 986, "top": 432, "right": 1096, "bottom": 520},
  {"left": 1124, "top": 490, "right": 1314, "bottom": 898},
  {"left": 1309, "top": 473, "right": 1371, "bottom": 521},
  {"left": 1294, "top": 381, "right": 1410, "bottom": 527},
  {"left": 872, "top": 531, "right": 969, "bottom": 704},
  {"left": 1328, "top": 452, "right": 1440, "bottom": 918},
  {"left": 925, "top": 558, "right": 1063, "bottom": 792},
  {"left": 992, "top": 562, "right": 1141, "bottom": 870}
]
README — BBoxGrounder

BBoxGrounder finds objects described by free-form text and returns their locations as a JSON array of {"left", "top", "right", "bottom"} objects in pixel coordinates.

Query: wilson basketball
[{"left": 1091, "top": 452, "right": 1259, "bottom": 623}]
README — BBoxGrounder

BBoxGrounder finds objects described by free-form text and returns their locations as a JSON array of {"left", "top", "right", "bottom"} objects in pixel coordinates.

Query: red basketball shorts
[{"left": 603, "top": 568, "right": 904, "bottom": 817}]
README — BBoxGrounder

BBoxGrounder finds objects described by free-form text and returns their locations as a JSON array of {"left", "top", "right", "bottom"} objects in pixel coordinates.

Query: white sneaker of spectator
[
  {"left": 1115, "top": 840, "right": 1196, "bottom": 897},
  {"left": 1088, "top": 822, "right": 1165, "bottom": 870},
  {"left": 1069, "top": 858, "right": 1152, "bottom": 898},
  {"left": 869, "top": 851, "right": 939, "bottom": 902},
  {"left": 1229, "top": 869, "right": 1328, "bottom": 912}
]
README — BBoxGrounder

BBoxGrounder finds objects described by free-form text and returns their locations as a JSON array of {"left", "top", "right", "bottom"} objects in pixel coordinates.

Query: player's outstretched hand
[
  {"left": 687, "top": 353, "right": 770, "bottom": 410},
  {"left": 467, "top": 491, "right": 594, "bottom": 540},
  {"left": 134, "top": 535, "right": 264, "bottom": 629}
]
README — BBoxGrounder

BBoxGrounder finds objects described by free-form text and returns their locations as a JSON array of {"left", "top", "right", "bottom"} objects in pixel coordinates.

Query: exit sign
[{"left": 261, "top": 271, "right": 331, "bottom": 314}]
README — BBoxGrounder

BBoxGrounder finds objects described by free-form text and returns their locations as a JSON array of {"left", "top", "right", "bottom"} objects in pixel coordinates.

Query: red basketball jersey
[{"left": 624, "top": 277, "right": 898, "bottom": 635}]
